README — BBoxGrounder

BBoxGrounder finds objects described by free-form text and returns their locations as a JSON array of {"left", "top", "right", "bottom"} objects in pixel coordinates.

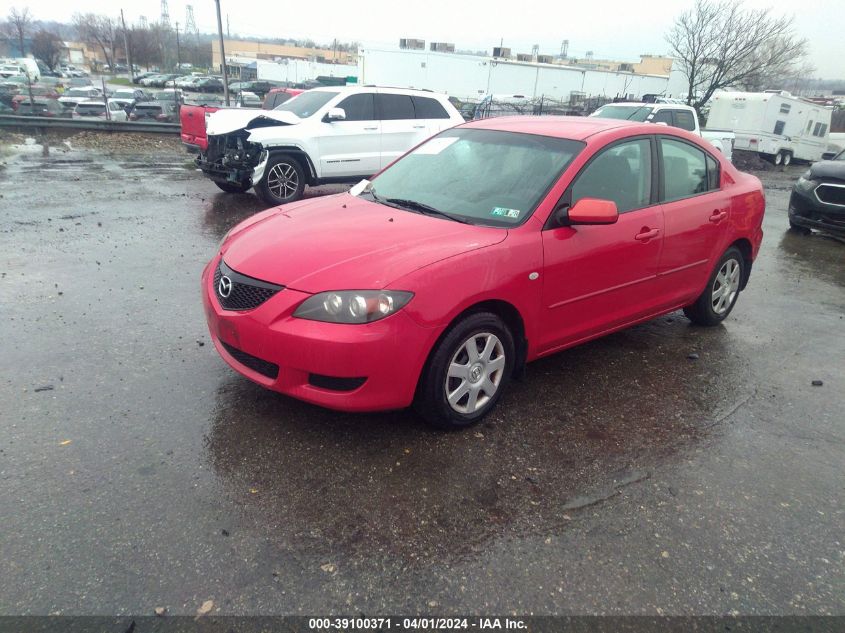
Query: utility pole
[
  {"left": 226, "top": 14, "right": 230, "bottom": 38},
  {"left": 215, "top": 0, "right": 230, "bottom": 105},
  {"left": 175, "top": 22, "right": 181, "bottom": 68},
  {"left": 120, "top": 9, "right": 134, "bottom": 80}
]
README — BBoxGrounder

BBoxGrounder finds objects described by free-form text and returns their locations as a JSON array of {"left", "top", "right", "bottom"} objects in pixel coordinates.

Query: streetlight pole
[{"left": 214, "top": 0, "right": 230, "bottom": 106}]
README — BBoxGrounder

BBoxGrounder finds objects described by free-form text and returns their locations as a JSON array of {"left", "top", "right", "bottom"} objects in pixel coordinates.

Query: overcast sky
[{"left": 5, "top": 0, "right": 843, "bottom": 78}]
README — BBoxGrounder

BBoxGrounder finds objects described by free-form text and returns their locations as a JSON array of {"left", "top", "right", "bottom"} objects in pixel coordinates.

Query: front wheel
[
  {"left": 683, "top": 247, "right": 745, "bottom": 326},
  {"left": 782, "top": 152, "right": 792, "bottom": 166},
  {"left": 255, "top": 154, "right": 305, "bottom": 206},
  {"left": 414, "top": 312, "right": 514, "bottom": 430}
]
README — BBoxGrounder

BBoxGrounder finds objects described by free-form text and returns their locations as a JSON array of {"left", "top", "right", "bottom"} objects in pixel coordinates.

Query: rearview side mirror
[
  {"left": 567, "top": 198, "right": 619, "bottom": 225},
  {"left": 325, "top": 107, "right": 346, "bottom": 122}
]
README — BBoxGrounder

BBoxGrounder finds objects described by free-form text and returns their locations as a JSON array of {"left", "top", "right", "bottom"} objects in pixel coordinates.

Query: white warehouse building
[{"left": 358, "top": 47, "right": 671, "bottom": 101}]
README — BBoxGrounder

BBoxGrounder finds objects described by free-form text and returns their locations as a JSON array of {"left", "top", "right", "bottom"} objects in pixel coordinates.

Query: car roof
[
  {"left": 461, "top": 115, "right": 648, "bottom": 141},
  {"left": 309, "top": 85, "right": 449, "bottom": 98}
]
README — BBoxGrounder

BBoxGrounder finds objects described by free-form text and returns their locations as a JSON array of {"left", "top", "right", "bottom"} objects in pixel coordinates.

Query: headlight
[
  {"left": 294, "top": 290, "right": 414, "bottom": 324},
  {"left": 795, "top": 174, "right": 817, "bottom": 191}
]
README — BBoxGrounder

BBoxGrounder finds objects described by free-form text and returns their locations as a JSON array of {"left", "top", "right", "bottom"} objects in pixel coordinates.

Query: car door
[
  {"left": 539, "top": 136, "right": 664, "bottom": 352},
  {"left": 655, "top": 136, "right": 730, "bottom": 307},
  {"left": 376, "top": 92, "right": 429, "bottom": 169},
  {"left": 317, "top": 92, "right": 381, "bottom": 178}
]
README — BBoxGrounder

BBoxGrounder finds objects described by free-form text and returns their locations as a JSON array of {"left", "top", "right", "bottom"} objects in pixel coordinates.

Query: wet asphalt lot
[{"left": 0, "top": 138, "right": 842, "bottom": 616}]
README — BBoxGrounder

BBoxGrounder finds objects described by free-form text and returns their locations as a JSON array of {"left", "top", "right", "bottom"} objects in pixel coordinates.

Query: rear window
[
  {"left": 136, "top": 105, "right": 163, "bottom": 114},
  {"left": 412, "top": 96, "right": 449, "bottom": 119},
  {"left": 76, "top": 103, "right": 105, "bottom": 115}
]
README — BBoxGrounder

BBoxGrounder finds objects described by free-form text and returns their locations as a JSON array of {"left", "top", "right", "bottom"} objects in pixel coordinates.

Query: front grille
[
  {"left": 816, "top": 184, "right": 845, "bottom": 207},
  {"left": 213, "top": 260, "right": 284, "bottom": 311},
  {"left": 220, "top": 341, "right": 279, "bottom": 379}
]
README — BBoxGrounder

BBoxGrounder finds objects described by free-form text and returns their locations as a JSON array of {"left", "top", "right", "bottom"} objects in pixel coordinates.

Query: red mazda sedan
[{"left": 202, "top": 116, "right": 764, "bottom": 429}]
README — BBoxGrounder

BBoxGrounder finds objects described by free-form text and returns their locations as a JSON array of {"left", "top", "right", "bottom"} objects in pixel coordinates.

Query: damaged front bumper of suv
[{"left": 196, "top": 132, "right": 265, "bottom": 186}]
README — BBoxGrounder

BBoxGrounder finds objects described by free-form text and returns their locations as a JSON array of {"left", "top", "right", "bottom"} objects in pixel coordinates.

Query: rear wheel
[
  {"left": 782, "top": 152, "right": 792, "bottom": 166},
  {"left": 773, "top": 151, "right": 784, "bottom": 166},
  {"left": 683, "top": 247, "right": 745, "bottom": 326},
  {"left": 214, "top": 180, "right": 251, "bottom": 193},
  {"left": 414, "top": 312, "right": 514, "bottom": 430},
  {"left": 255, "top": 154, "right": 305, "bottom": 206}
]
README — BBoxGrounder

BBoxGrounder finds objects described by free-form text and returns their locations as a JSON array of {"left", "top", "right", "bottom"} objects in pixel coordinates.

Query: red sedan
[{"left": 202, "top": 116, "right": 764, "bottom": 429}]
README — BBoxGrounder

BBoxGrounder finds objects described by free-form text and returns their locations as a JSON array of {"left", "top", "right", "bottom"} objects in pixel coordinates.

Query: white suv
[{"left": 198, "top": 86, "right": 465, "bottom": 205}]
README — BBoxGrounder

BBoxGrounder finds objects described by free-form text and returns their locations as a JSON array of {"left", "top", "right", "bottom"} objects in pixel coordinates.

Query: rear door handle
[
  {"left": 709, "top": 209, "right": 728, "bottom": 223},
  {"left": 634, "top": 228, "right": 660, "bottom": 241}
]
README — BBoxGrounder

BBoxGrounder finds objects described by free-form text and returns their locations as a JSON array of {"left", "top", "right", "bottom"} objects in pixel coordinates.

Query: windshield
[
  {"left": 368, "top": 128, "right": 583, "bottom": 227},
  {"left": 274, "top": 91, "right": 338, "bottom": 117},
  {"left": 591, "top": 105, "right": 653, "bottom": 121}
]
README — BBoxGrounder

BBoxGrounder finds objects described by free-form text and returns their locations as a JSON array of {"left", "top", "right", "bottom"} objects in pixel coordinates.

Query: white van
[
  {"left": 14, "top": 57, "right": 40, "bottom": 81},
  {"left": 707, "top": 91, "right": 831, "bottom": 165}
]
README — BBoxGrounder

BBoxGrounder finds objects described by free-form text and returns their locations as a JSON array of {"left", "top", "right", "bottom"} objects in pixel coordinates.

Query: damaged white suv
[{"left": 198, "top": 86, "right": 465, "bottom": 205}]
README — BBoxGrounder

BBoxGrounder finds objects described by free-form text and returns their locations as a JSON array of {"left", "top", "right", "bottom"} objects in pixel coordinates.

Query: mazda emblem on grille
[{"left": 218, "top": 275, "right": 232, "bottom": 298}]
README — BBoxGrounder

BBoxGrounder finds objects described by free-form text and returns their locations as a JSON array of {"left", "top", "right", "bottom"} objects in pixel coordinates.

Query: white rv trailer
[{"left": 707, "top": 91, "right": 831, "bottom": 165}]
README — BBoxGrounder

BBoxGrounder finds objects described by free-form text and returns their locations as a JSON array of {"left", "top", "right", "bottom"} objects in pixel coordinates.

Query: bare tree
[
  {"left": 666, "top": 0, "right": 810, "bottom": 111},
  {"left": 73, "top": 12, "right": 117, "bottom": 70},
  {"left": 31, "top": 29, "right": 64, "bottom": 71},
  {"left": 6, "top": 6, "right": 31, "bottom": 56}
]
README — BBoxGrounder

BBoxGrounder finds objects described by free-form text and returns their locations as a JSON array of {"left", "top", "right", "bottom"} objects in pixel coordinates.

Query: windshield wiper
[{"left": 382, "top": 198, "right": 471, "bottom": 224}]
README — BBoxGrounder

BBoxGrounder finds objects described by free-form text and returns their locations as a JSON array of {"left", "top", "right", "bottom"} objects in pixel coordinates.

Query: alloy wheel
[
  {"left": 444, "top": 332, "right": 506, "bottom": 414},
  {"left": 711, "top": 258, "right": 741, "bottom": 315},
  {"left": 267, "top": 162, "right": 299, "bottom": 200}
]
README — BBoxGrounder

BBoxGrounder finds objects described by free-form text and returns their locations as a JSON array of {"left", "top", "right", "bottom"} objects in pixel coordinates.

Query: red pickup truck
[{"left": 180, "top": 88, "right": 303, "bottom": 153}]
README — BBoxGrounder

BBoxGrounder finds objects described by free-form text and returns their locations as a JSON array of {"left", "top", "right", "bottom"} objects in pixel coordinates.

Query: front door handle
[
  {"left": 634, "top": 228, "right": 660, "bottom": 241},
  {"left": 709, "top": 209, "right": 728, "bottom": 223}
]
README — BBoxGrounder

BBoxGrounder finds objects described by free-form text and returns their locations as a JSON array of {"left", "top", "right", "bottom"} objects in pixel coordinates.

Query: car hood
[
  {"left": 809, "top": 160, "right": 845, "bottom": 180},
  {"left": 220, "top": 194, "right": 507, "bottom": 293},
  {"left": 206, "top": 108, "right": 300, "bottom": 135}
]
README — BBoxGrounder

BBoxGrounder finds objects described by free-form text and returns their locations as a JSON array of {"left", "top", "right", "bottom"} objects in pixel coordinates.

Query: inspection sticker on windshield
[{"left": 491, "top": 207, "right": 521, "bottom": 219}]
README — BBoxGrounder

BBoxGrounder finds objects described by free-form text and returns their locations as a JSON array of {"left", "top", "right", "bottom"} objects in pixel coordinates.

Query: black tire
[
  {"left": 683, "top": 247, "right": 745, "bottom": 326},
  {"left": 788, "top": 219, "right": 811, "bottom": 234},
  {"left": 782, "top": 151, "right": 792, "bottom": 166},
  {"left": 214, "top": 180, "right": 251, "bottom": 193},
  {"left": 255, "top": 154, "right": 306, "bottom": 206},
  {"left": 414, "top": 312, "right": 515, "bottom": 430},
  {"left": 773, "top": 151, "right": 784, "bottom": 166}
]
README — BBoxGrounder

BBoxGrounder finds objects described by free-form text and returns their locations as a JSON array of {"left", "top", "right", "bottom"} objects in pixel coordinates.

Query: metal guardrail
[{"left": 0, "top": 114, "right": 180, "bottom": 135}]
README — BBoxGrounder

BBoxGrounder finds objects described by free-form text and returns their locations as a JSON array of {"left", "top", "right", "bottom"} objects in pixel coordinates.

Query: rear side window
[
  {"left": 336, "top": 93, "right": 375, "bottom": 121},
  {"left": 412, "top": 96, "right": 449, "bottom": 119},
  {"left": 570, "top": 138, "right": 653, "bottom": 213},
  {"left": 674, "top": 110, "right": 696, "bottom": 132},
  {"left": 377, "top": 94, "right": 415, "bottom": 120},
  {"left": 660, "top": 138, "right": 709, "bottom": 201}
]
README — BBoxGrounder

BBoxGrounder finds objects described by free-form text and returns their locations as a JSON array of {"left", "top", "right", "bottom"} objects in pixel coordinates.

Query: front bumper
[
  {"left": 789, "top": 186, "right": 845, "bottom": 235},
  {"left": 201, "top": 256, "right": 437, "bottom": 412}
]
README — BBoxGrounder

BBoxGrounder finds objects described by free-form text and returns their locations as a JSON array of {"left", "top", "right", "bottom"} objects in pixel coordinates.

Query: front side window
[
  {"left": 336, "top": 93, "right": 375, "bottom": 121},
  {"left": 652, "top": 110, "right": 673, "bottom": 125},
  {"left": 368, "top": 129, "right": 583, "bottom": 227},
  {"left": 571, "top": 138, "right": 653, "bottom": 213},
  {"left": 377, "top": 94, "right": 415, "bottom": 120},
  {"left": 661, "top": 138, "right": 709, "bottom": 201}
]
